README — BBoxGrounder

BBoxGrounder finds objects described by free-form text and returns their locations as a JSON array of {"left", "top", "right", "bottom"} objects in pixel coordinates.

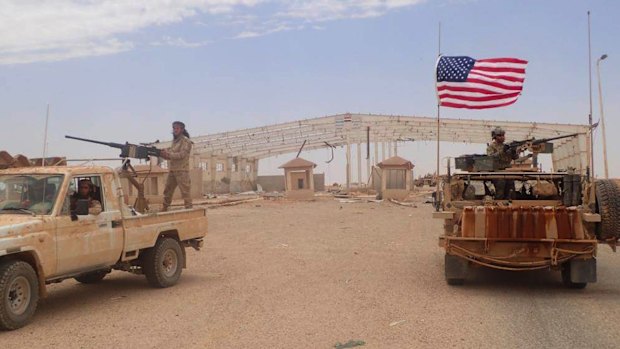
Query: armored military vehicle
[{"left": 433, "top": 133, "right": 620, "bottom": 288}]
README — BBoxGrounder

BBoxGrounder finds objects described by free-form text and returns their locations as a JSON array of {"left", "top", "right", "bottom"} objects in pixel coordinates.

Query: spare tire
[{"left": 595, "top": 179, "right": 620, "bottom": 240}]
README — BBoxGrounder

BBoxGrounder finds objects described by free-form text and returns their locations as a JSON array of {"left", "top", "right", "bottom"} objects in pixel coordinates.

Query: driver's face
[
  {"left": 79, "top": 183, "right": 90, "bottom": 197},
  {"left": 496, "top": 134, "right": 506, "bottom": 144}
]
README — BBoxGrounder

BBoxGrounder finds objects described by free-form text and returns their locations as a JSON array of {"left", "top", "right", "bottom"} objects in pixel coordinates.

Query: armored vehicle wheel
[
  {"left": 142, "top": 238, "right": 184, "bottom": 288},
  {"left": 0, "top": 260, "right": 39, "bottom": 330},
  {"left": 445, "top": 254, "right": 467, "bottom": 286},
  {"left": 560, "top": 258, "right": 596, "bottom": 289},
  {"left": 75, "top": 269, "right": 110, "bottom": 284},
  {"left": 595, "top": 179, "right": 620, "bottom": 240},
  {"left": 561, "top": 264, "right": 587, "bottom": 289}
]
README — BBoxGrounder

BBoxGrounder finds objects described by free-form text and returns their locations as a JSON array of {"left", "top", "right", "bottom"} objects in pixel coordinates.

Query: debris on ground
[
  {"left": 388, "top": 198, "right": 417, "bottom": 207},
  {"left": 389, "top": 320, "right": 406, "bottom": 327},
  {"left": 334, "top": 340, "right": 366, "bottom": 349},
  {"left": 237, "top": 190, "right": 258, "bottom": 196},
  {"left": 208, "top": 197, "right": 262, "bottom": 208},
  {"left": 262, "top": 192, "right": 284, "bottom": 200}
]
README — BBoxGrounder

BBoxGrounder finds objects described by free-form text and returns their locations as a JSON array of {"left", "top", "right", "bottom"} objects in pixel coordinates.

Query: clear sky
[{"left": 0, "top": 0, "right": 618, "bottom": 183}]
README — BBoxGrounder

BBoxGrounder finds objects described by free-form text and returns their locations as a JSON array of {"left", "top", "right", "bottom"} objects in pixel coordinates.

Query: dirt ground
[{"left": 3, "top": 197, "right": 620, "bottom": 348}]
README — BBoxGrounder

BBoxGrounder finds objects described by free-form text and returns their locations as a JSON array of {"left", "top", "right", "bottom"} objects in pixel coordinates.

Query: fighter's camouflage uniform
[
  {"left": 163, "top": 135, "right": 193, "bottom": 210},
  {"left": 486, "top": 141, "right": 517, "bottom": 170},
  {"left": 486, "top": 140, "right": 519, "bottom": 199}
]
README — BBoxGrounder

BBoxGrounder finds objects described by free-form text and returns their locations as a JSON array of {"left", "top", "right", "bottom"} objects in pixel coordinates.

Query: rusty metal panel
[
  {"left": 459, "top": 205, "right": 590, "bottom": 241},
  {"left": 497, "top": 206, "right": 513, "bottom": 239},
  {"left": 569, "top": 207, "right": 585, "bottom": 240},
  {"left": 544, "top": 207, "right": 559, "bottom": 239},
  {"left": 485, "top": 206, "right": 498, "bottom": 238},
  {"left": 556, "top": 207, "right": 572, "bottom": 239},
  {"left": 474, "top": 206, "right": 486, "bottom": 238},
  {"left": 461, "top": 207, "right": 475, "bottom": 237}
]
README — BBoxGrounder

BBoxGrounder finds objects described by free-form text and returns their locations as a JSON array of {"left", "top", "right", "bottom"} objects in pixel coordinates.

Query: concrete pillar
[
  {"left": 252, "top": 159, "right": 259, "bottom": 190},
  {"left": 209, "top": 154, "right": 217, "bottom": 193},
  {"left": 357, "top": 143, "right": 362, "bottom": 187},
  {"left": 394, "top": 142, "right": 398, "bottom": 156},
  {"left": 226, "top": 156, "right": 233, "bottom": 192},
  {"left": 346, "top": 141, "right": 351, "bottom": 190},
  {"left": 374, "top": 142, "right": 379, "bottom": 165},
  {"left": 366, "top": 143, "right": 371, "bottom": 186},
  {"left": 381, "top": 142, "right": 386, "bottom": 161},
  {"left": 284, "top": 169, "right": 290, "bottom": 191},
  {"left": 309, "top": 168, "right": 315, "bottom": 191}
]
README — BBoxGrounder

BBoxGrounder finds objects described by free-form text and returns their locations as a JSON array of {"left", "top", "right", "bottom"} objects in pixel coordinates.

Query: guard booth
[
  {"left": 279, "top": 157, "right": 316, "bottom": 200},
  {"left": 377, "top": 156, "right": 414, "bottom": 201}
]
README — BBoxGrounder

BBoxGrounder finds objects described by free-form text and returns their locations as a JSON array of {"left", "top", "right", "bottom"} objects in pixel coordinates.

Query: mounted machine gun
[
  {"left": 65, "top": 135, "right": 163, "bottom": 213},
  {"left": 455, "top": 133, "right": 581, "bottom": 172}
]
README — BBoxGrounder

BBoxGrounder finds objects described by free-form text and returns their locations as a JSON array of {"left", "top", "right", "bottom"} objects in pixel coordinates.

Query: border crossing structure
[{"left": 157, "top": 113, "right": 591, "bottom": 193}]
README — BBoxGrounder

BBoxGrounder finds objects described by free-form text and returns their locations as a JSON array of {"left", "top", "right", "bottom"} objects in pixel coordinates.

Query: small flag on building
[{"left": 436, "top": 56, "right": 528, "bottom": 109}]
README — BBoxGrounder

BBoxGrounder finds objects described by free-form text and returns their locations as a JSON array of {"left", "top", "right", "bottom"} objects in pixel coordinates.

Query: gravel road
[{"left": 2, "top": 199, "right": 619, "bottom": 348}]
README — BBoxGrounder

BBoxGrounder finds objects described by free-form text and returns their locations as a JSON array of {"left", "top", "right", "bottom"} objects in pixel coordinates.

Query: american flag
[{"left": 436, "top": 56, "right": 528, "bottom": 109}]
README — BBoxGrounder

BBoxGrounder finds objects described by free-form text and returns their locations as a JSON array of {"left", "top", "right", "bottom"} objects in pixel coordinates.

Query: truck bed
[{"left": 122, "top": 208, "right": 207, "bottom": 255}]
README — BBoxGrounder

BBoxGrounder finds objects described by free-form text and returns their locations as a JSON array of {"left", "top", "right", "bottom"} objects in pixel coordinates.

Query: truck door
[{"left": 55, "top": 175, "right": 124, "bottom": 275}]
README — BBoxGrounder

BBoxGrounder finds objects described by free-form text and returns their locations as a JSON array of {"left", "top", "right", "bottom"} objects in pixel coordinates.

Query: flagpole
[
  {"left": 435, "top": 22, "right": 441, "bottom": 211},
  {"left": 587, "top": 10, "right": 594, "bottom": 177}
]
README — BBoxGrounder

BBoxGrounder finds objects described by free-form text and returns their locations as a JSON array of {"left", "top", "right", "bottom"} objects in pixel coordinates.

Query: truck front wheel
[
  {"left": 142, "top": 238, "right": 184, "bottom": 288},
  {"left": 0, "top": 260, "right": 39, "bottom": 330}
]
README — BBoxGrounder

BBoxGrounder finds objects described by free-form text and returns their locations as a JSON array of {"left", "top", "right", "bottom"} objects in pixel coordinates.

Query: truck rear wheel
[
  {"left": 75, "top": 269, "right": 110, "bottom": 284},
  {"left": 0, "top": 260, "right": 39, "bottom": 331},
  {"left": 445, "top": 254, "right": 467, "bottom": 286},
  {"left": 142, "top": 238, "right": 184, "bottom": 288},
  {"left": 595, "top": 179, "right": 620, "bottom": 240}
]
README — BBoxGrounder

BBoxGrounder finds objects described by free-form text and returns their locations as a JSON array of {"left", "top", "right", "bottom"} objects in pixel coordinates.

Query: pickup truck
[{"left": 0, "top": 165, "right": 207, "bottom": 330}]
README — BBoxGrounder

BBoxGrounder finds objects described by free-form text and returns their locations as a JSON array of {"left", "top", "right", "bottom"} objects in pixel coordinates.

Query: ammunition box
[
  {"left": 473, "top": 156, "right": 498, "bottom": 171},
  {"left": 455, "top": 155, "right": 499, "bottom": 172}
]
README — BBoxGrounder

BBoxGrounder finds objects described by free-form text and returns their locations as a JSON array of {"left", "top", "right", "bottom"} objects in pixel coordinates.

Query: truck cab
[{"left": 0, "top": 165, "right": 207, "bottom": 330}]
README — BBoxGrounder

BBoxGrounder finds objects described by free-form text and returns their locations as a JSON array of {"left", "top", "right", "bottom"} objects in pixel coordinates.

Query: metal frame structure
[{"left": 159, "top": 113, "right": 589, "bottom": 173}]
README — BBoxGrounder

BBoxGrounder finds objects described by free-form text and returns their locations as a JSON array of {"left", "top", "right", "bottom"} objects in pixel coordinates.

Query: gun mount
[
  {"left": 65, "top": 135, "right": 162, "bottom": 213},
  {"left": 455, "top": 133, "right": 581, "bottom": 172}
]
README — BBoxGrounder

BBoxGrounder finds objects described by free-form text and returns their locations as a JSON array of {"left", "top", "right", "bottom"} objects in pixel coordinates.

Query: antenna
[{"left": 42, "top": 104, "right": 50, "bottom": 167}]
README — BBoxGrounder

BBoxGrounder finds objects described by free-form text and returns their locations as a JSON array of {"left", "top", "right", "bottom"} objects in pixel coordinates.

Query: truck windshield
[{"left": 0, "top": 174, "right": 64, "bottom": 215}]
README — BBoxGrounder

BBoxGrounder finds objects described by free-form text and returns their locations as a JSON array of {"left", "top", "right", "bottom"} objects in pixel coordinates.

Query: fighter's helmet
[{"left": 491, "top": 127, "right": 505, "bottom": 139}]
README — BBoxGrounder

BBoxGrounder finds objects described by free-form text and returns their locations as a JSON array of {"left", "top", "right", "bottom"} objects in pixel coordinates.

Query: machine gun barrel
[
  {"left": 65, "top": 135, "right": 125, "bottom": 149},
  {"left": 506, "top": 132, "right": 581, "bottom": 149},
  {"left": 65, "top": 135, "right": 161, "bottom": 160},
  {"left": 530, "top": 132, "right": 581, "bottom": 144}
]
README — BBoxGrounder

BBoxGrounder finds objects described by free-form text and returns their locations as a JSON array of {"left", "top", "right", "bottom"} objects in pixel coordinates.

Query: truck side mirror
[{"left": 75, "top": 199, "right": 90, "bottom": 216}]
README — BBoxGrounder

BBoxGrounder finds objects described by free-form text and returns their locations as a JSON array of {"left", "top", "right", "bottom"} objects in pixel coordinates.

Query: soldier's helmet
[{"left": 491, "top": 127, "right": 505, "bottom": 139}]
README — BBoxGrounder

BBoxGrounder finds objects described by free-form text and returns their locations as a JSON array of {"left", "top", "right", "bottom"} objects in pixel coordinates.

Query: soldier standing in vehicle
[
  {"left": 487, "top": 127, "right": 519, "bottom": 199},
  {"left": 160, "top": 121, "right": 193, "bottom": 211},
  {"left": 487, "top": 127, "right": 519, "bottom": 169}
]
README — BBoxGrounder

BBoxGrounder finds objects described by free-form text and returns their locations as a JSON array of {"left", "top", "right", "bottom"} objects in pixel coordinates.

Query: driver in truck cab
[{"left": 70, "top": 179, "right": 102, "bottom": 215}]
